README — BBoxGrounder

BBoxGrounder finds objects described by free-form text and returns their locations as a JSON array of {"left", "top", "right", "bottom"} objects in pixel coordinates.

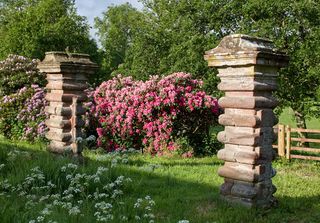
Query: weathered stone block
[
  {"left": 218, "top": 79, "right": 277, "bottom": 91},
  {"left": 46, "top": 130, "right": 72, "bottom": 142},
  {"left": 45, "top": 119, "right": 71, "bottom": 129},
  {"left": 231, "top": 182, "right": 258, "bottom": 199},
  {"left": 45, "top": 105, "right": 86, "bottom": 116},
  {"left": 45, "top": 93, "right": 87, "bottom": 102},
  {"left": 218, "top": 96, "right": 277, "bottom": 109},
  {"left": 46, "top": 80, "right": 87, "bottom": 91},
  {"left": 217, "top": 147, "right": 258, "bottom": 164},
  {"left": 218, "top": 114, "right": 259, "bottom": 127},
  {"left": 217, "top": 127, "right": 259, "bottom": 146}
]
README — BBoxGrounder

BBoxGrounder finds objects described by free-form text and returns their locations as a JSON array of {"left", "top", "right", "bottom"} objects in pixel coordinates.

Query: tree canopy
[
  {"left": 235, "top": 0, "right": 320, "bottom": 122},
  {"left": 0, "top": 0, "right": 319, "bottom": 125},
  {"left": 0, "top": 0, "right": 98, "bottom": 60},
  {"left": 95, "top": 0, "right": 320, "bottom": 124}
]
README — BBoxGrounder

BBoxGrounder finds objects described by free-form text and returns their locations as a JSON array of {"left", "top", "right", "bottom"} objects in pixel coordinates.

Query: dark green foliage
[
  {"left": 94, "top": 1, "right": 223, "bottom": 83},
  {"left": 95, "top": 0, "right": 320, "bottom": 123},
  {"left": 0, "top": 88, "right": 33, "bottom": 139},
  {"left": 0, "top": 55, "right": 45, "bottom": 96},
  {"left": 0, "top": 0, "right": 99, "bottom": 62},
  {"left": 94, "top": 3, "right": 143, "bottom": 81},
  {"left": 236, "top": 0, "right": 320, "bottom": 120}
]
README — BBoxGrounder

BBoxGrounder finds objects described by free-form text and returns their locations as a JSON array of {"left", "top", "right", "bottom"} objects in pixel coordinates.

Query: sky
[{"left": 74, "top": 0, "right": 143, "bottom": 41}]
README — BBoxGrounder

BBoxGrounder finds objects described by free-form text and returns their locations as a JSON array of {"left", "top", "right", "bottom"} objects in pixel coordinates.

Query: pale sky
[{"left": 75, "top": 0, "right": 143, "bottom": 40}]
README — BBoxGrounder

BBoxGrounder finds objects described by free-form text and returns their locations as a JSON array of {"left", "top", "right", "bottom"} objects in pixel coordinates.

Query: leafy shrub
[
  {"left": 93, "top": 73, "right": 220, "bottom": 155},
  {"left": 0, "top": 85, "right": 48, "bottom": 140},
  {"left": 84, "top": 88, "right": 100, "bottom": 138},
  {"left": 0, "top": 54, "right": 46, "bottom": 96}
]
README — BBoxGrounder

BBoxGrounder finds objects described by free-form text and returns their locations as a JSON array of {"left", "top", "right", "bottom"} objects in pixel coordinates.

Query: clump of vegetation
[
  {"left": 92, "top": 73, "right": 220, "bottom": 156},
  {"left": 0, "top": 54, "right": 45, "bottom": 96}
]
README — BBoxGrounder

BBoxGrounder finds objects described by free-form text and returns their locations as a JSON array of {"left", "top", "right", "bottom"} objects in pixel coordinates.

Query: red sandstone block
[
  {"left": 46, "top": 73, "right": 88, "bottom": 81},
  {"left": 219, "top": 114, "right": 259, "bottom": 127},
  {"left": 217, "top": 148, "right": 258, "bottom": 164},
  {"left": 46, "top": 130, "right": 72, "bottom": 142},
  {"left": 45, "top": 93, "right": 87, "bottom": 102},
  {"left": 46, "top": 82, "right": 87, "bottom": 91},
  {"left": 218, "top": 162, "right": 256, "bottom": 182},
  {"left": 46, "top": 119, "right": 71, "bottom": 129},
  {"left": 219, "top": 109, "right": 277, "bottom": 128},
  {"left": 218, "top": 96, "right": 277, "bottom": 109},
  {"left": 256, "top": 109, "right": 278, "bottom": 127},
  {"left": 217, "top": 130, "right": 259, "bottom": 146},
  {"left": 218, "top": 79, "right": 277, "bottom": 91},
  {"left": 45, "top": 106, "right": 86, "bottom": 116},
  {"left": 218, "top": 162, "right": 273, "bottom": 183}
]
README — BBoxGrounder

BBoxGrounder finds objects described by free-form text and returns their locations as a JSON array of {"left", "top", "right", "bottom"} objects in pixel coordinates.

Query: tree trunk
[{"left": 293, "top": 110, "right": 309, "bottom": 147}]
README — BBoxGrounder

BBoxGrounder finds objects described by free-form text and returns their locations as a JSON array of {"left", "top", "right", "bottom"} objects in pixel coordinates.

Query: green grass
[
  {"left": 278, "top": 108, "right": 320, "bottom": 150},
  {"left": 1, "top": 138, "right": 320, "bottom": 223},
  {"left": 279, "top": 108, "right": 320, "bottom": 129}
]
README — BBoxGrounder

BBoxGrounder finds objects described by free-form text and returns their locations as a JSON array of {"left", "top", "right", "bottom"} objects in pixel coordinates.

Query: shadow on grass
[{"left": 0, "top": 141, "right": 320, "bottom": 223}]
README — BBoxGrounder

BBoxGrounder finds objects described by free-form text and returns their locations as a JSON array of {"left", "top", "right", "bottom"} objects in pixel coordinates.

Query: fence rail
[{"left": 275, "top": 124, "right": 320, "bottom": 161}]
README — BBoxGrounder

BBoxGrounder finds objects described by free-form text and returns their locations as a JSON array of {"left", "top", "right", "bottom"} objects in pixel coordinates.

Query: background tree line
[{"left": 1, "top": 0, "right": 319, "bottom": 129}]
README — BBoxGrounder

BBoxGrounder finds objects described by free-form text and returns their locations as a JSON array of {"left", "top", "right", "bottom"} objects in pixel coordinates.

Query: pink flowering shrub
[
  {"left": 0, "top": 85, "right": 48, "bottom": 140},
  {"left": 0, "top": 54, "right": 45, "bottom": 96},
  {"left": 93, "top": 73, "right": 220, "bottom": 155}
]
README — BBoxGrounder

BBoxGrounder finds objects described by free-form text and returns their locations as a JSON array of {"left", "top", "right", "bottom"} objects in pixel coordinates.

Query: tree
[
  {"left": 233, "top": 0, "right": 320, "bottom": 129},
  {"left": 0, "top": 0, "right": 99, "bottom": 62},
  {"left": 94, "top": 3, "right": 144, "bottom": 80},
  {"left": 96, "top": 0, "right": 320, "bottom": 129},
  {"left": 95, "top": 1, "right": 226, "bottom": 95}
]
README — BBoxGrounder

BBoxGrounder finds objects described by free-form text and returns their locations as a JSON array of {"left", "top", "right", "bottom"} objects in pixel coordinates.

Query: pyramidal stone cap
[
  {"left": 204, "top": 34, "right": 289, "bottom": 68},
  {"left": 38, "top": 51, "right": 98, "bottom": 74}
]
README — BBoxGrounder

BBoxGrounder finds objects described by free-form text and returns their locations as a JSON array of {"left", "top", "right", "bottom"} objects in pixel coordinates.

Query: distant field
[
  {"left": 278, "top": 108, "right": 320, "bottom": 150},
  {"left": 279, "top": 108, "right": 320, "bottom": 129}
]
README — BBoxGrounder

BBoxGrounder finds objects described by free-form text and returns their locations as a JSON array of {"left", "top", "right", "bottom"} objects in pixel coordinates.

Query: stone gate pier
[
  {"left": 205, "top": 34, "right": 288, "bottom": 207},
  {"left": 38, "top": 52, "right": 98, "bottom": 155}
]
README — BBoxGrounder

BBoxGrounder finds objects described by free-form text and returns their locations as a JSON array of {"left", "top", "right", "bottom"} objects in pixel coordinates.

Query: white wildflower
[{"left": 69, "top": 206, "right": 81, "bottom": 216}]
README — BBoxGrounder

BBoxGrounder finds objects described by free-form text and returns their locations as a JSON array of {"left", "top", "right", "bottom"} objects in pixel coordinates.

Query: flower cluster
[
  {"left": 93, "top": 73, "right": 219, "bottom": 155},
  {"left": 0, "top": 54, "right": 45, "bottom": 96},
  {"left": 18, "top": 85, "right": 48, "bottom": 140},
  {"left": 0, "top": 149, "right": 156, "bottom": 222},
  {"left": 0, "top": 85, "right": 48, "bottom": 140}
]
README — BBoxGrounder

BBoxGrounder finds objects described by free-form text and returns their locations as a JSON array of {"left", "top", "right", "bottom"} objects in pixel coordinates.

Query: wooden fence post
[
  {"left": 286, "top": 125, "right": 291, "bottom": 160},
  {"left": 278, "top": 124, "right": 285, "bottom": 157}
]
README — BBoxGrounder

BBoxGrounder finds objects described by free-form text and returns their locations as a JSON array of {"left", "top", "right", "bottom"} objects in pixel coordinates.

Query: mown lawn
[{"left": 1, "top": 138, "right": 320, "bottom": 223}]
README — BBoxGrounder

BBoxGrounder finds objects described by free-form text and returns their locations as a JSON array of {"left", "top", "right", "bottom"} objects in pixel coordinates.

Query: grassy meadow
[{"left": 1, "top": 136, "right": 320, "bottom": 223}]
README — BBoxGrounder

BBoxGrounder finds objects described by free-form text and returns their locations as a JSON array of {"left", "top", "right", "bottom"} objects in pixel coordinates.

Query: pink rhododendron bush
[{"left": 93, "top": 73, "right": 220, "bottom": 155}]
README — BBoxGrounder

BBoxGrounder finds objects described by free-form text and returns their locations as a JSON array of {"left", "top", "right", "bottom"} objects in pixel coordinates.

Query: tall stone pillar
[
  {"left": 38, "top": 52, "right": 98, "bottom": 154},
  {"left": 204, "top": 34, "right": 288, "bottom": 208}
]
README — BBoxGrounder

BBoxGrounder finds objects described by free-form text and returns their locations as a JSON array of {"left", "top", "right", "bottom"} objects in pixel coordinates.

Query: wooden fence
[{"left": 274, "top": 124, "right": 320, "bottom": 161}]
